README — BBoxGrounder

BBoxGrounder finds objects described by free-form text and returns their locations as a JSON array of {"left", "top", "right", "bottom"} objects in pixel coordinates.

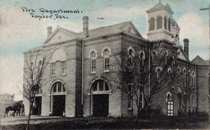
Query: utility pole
[
  {"left": 200, "top": 4, "right": 210, "bottom": 108},
  {"left": 200, "top": 4, "right": 210, "bottom": 61}
]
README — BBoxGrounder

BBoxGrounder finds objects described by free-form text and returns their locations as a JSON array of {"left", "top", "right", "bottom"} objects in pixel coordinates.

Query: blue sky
[{"left": 0, "top": 0, "right": 209, "bottom": 99}]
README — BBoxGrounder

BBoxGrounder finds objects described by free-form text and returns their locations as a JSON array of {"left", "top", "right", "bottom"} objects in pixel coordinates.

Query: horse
[
  {"left": 4, "top": 106, "right": 15, "bottom": 117},
  {"left": 4, "top": 100, "right": 24, "bottom": 117}
]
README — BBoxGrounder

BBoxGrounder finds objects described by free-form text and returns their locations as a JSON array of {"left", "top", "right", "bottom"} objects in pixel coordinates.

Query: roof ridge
[
  {"left": 88, "top": 21, "right": 132, "bottom": 32},
  {"left": 58, "top": 26, "right": 78, "bottom": 34}
]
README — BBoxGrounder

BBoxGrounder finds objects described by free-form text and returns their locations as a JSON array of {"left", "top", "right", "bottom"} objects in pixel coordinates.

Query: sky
[{"left": 0, "top": 0, "right": 209, "bottom": 100}]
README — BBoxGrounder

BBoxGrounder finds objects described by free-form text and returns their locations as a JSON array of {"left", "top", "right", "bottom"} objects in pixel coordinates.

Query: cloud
[
  {"left": 93, "top": 5, "right": 149, "bottom": 19},
  {"left": 0, "top": 6, "right": 83, "bottom": 49},
  {"left": 0, "top": 55, "right": 23, "bottom": 100},
  {"left": 177, "top": 12, "right": 209, "bottom": 60},
  {"left": 0, "top": 6, "right": 46, "bottom": 47},
  {"left": 0, "top": 6, "right": 83, "bottom": 100}
]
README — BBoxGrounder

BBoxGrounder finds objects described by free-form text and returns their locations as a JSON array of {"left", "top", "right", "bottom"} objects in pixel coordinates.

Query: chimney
[
  {"left": 82, "top": 16, "right": 89, "bottom": 37},
  {"left": 183, "top": 38, "right": 189, "bottom": 58},
  {"left": 47, "top": 26, "right": 52, "bottom": 37}
]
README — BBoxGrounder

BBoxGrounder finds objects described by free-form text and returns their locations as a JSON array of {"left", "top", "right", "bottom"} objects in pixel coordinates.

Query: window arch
[
  {"left": 128, "top": 47, "right": 135, "bottom": 57},
  {"left": 149, "top": 17, "right": 155, "bottom": 31},
  {"left": 157, "top": 16, "right": 163, "bottom": 29},
  {"left": 89, "top": 49, "right": 97, "bottom": 59},
  {"left": 89, "top": 50, "right": 97, "bottom": 73},
  {"left": 183, "top": 67, "right": 186, "bottom": 74},
  {"left": 51, "top": 82, "right": 65, "bottom": 94},
  {"left": 91, "top": 79, "right": 111, "bottom": 94},
  {"left": 102, "top": 48, "right": 111, "bottom": 72},
  {"left": 167, "top": 67, "right": 172, "bottom": 73}
]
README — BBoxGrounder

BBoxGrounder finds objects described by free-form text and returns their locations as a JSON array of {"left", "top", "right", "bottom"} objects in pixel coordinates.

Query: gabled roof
[
  {"left": 192, "top": 55, "right": 209, "bottom": 65},
  {"left": 44, "top": 21, "right": 142, "bottom": 45},
  {"left": 82, "top": 21, "right": 142, "bottom": 39},
  {"left": 44, "top": 26, "right": 78, "bottom": 44},
  {"left": 146, "top": 2, "right": 173, "bottom": 14}
]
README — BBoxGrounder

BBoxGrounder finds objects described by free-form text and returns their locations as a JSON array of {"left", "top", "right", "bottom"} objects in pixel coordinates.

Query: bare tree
[
  {"left": 113, "top": 43, "right": 181, "bottom": 118},
  {"left": 23, "top": 54, "right": 46, "bottom": 130}
]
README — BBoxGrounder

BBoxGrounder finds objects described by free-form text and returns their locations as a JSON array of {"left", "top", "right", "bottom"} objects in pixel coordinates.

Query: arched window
[
  {"left": 139, "top": 50, "right": 145, "bottom": 60},
  {"left": 127, "top": 47, "right": 135, "bottom": 68},
  {"left": 166, "top": 92, "right": 174, "bottom": 116},
  {"left": 52, "top": 82, "right": 65, "bottom": 93},
  {"left": 89, "top": 50, "right": 97, "bottom": 73},
  {"left": 157, "top": 16, "right": 163, "bottom": 29},
  {"left": 164, "top": 16, "right": 167, "bottom": 30},
  {"left": 149, "top": 17, "right": 155, "bottom": 31},
  {"left": 155, "top": 66, "right": 163, "bottom": 79},
  {"left": 139, "top": 50, "right": 146, "bottom": 67},
  {"left": 102, "top": 48, "right": 111, "bottom": 72},
  {"left": 91, "top": 79, "right": 110, "bottom": 94},
  {"left": 177, "top": 66, "right": 181, "bottom": 73}
]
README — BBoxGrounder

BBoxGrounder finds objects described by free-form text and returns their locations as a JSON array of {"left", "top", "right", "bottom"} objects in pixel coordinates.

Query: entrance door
[
  {"left": 93, "top": 94, "right": 109, "bottom": 117},
  {"left": 32, "top": 96, "right": 42, "bottom": 115},
  {"left": 52, "top": 95, "right": 65, "bottom": 116}
]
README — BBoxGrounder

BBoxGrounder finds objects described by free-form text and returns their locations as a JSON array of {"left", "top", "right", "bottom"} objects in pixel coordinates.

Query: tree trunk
[{"left": 26, "top": 102, "right": 32, "bottom": 130}]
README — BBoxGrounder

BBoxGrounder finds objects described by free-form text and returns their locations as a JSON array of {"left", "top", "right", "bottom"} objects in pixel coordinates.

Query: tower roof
[{"left": 146, "top": 1, "right": 173, "bottom": 14}]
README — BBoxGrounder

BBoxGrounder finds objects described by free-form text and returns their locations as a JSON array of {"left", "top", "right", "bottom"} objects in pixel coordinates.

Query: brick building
[{"left": 23, "top": 1, "right": 209, "bottom": 117}]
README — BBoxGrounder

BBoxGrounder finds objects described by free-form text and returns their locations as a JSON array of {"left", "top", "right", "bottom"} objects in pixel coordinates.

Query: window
[
  {"left": 191, "top": 71, "right": 196, "bottom": 88},
  {"left": 128, "top": 83, "right": 133, "bottom": 110},
  {"left": 168, "top": 18, "right": 171, "bottom": 31},
  {"left": 127, "top": 47, "right": 135, "bottom": 66},
  {"left": 139, "top": 50, "right": 145, "bottom": 60},
  {"left": 102, "top": 48, "right": 111, "bottom": 72},
  {"left": 139, "top": 50, "right": 146, "bottom": 66},
  {"left": 91, "top": 59, "right": 96, "bottom": 73},
  {"left": 51, "top": 63, "right": 55, "bottom": 75},
  {"left": 35, "top": 88, "right": 42, "bottom": 95},
  {"left": 90, "top": 50, "right": 97, "bottom": 73},
  {"left": 157, "top": 16, "right": 163, "bottom": 29},
  {"left": 166, "top": 92, "right": 174, "bottom": 116},
  {"left": 168, "top": 101, "right": 174, "bottom": 116},
  {"left": 164, "top": 16, "right": 167, "bottom": 29},
  {"left": 61, "top": 61, "right": 66, "bottom": 75},
  {"left": 149, "top": 17, "right": 155, "bottom": 31},
  {"left": 155, "top": 66, "right": 163, "bottom": 79}
]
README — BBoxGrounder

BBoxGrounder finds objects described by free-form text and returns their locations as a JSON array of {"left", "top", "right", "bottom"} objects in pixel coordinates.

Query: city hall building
[{"left": 23, "top": 1, "right": 210, "bottom": 117}]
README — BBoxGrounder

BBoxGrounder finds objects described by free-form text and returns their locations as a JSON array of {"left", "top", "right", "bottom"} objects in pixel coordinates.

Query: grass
[{"left": 1, "top": 116, "right": 209, "bottom": 130}]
